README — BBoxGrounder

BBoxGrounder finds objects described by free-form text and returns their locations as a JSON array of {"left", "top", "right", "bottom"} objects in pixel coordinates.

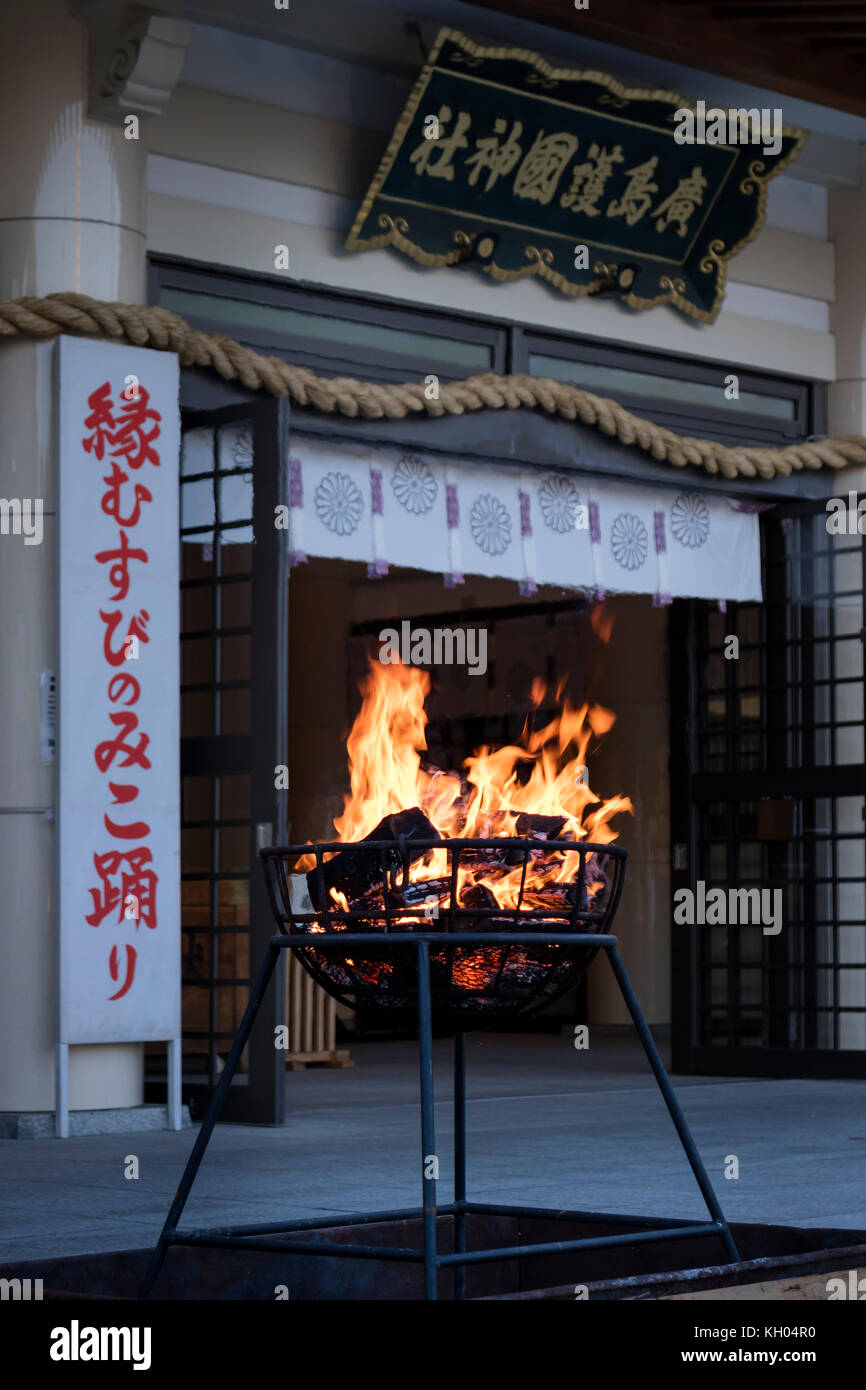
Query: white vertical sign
[{"left": 57, "top": 337, "right": 180, "bottom": 1044}]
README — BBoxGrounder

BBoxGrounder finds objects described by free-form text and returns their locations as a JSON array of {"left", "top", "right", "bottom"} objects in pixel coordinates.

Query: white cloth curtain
[{"left": 286, "top": 434, "right": 762, "bottom": 602}]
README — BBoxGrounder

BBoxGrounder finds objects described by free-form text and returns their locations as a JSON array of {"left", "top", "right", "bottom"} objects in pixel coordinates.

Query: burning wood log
[
  {"left": 513, "top": 813, "right": 566, "bottom": 841},
  {"left": 306, "top": 806, "right": 437, "bottom": 911}
]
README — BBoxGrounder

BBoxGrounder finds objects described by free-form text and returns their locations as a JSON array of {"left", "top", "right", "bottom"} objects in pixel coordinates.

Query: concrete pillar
[{"left": 0, "top": 0, "right": 147, "bottom": 1112}]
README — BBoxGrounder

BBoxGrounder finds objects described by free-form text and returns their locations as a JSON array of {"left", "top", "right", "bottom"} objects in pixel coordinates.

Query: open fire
[{"left": 274, "top": 633, "right": 633, "bottom": 1020}]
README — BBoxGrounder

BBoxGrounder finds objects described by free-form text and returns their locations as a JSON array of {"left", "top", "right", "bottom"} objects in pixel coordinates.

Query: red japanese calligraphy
[
  {"left": 108, "top": 943, "right": 138, "bottom": 1000},
  {"left": 82, "top": 377, "right": 163, "bottom": 1008},
  {"left": 107, "top": 673, "right": 141, "bottom": 706},
  {"left": 101, "top": 460, "right": 152, "bottom": 528},
  {"left": 83, "top": 381, "right": 162, "bottom": 472},
  {"left": 82, "top": 382, "right": 117, "bottom": 461},
  {"left": 110, "top": 387, "right": 161, "bottom": 471},
  {"left": 86, "top": 848, "right": 158, "bottom": 928},
  {"left": 104, "top": 782, "right": 149, "bottom": 840},
  {"left": 100, "top": 608, "right": 150, "bottom": 666},
  {"left": 95, "top": 531, "right": 148, "bottom": 602},
  {"left": 94, "top": 711, "right": 152, "bottom": 773}
]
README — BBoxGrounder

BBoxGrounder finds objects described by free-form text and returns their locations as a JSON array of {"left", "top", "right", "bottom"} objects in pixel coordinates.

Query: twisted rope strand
[{"left": 1, "top": 292, "right": 862, "bottom": 480}]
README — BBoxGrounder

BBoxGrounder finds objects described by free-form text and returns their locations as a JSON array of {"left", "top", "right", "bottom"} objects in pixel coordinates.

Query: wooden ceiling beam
[{"left": 462, "top": 0, "right": 866, "bottom": 118}]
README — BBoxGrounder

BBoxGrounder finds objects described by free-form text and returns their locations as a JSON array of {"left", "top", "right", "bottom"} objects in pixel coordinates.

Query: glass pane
[
  {"left": 218, "top": 879, "right": 249, "bottom": 926},
  {"left": 740, "top": 927, "right": 762, "bottom": 964},
  {"left": 183, "top": 582, "right": 214, "bottom": 630},
  {"left": 838, "top": 926, "right": 866, "bottom": 964},
  {"left": 218, "top": 933, "right": 250, "bottom": 981},
  {"left": 833, "top": 549, "right": 861, "bottom": 594},
  {"left": 813, "top": 726, "right": 832, "bottom": 765},
  {"left": 183, "top": 775, "right": 213, "bottom": 821},
  {"left": 836, "top": 681, "right": 864, "bottom": 724},
  {"left": 181, "top": 827, "right": 210, "bottom": 872},
  {"left": 181, "top": 635, "right": 214, "bottom": 685},
  {"left": 182, "top": 984, "right": 209, "bottom": 1032},
  {"left": 160, "top": 287, "right": 494, "bottom": 371},
  {"left": 737, "top": 648, "right": 760, "bottom": 685},
  {"left": 528, "top": 353, "right": 796, "bottom": 420},
  {"left": 740, "top": 968, "right": 762, "bottom": 1005},
  {"left": 218, "top": 687, "right": 250, "bottom": 735},
  {"left": 836, "top": 725, "right": 864, "bottom": 765},
  {"left": 220, "top": 543, "right": 253, "bottom": 577},
  {"left": 181, "top": 880, "right": 211, "bottom": 928},
  {"left": 836, "top": 796, "right": 864, "bottom": 833},
  {"left": 218, "top": 423, "right": 253, "bottom": 471},
  {"left": 182, "top": 689, "right": 213, "bottom": 737},
  {"left": 181, "top": 427, "right": 214, "bottom": 477},
  {"left": 709, "top": 843, "right": 727, "bottom": 877},
  {"left": 738, "top": 608, "right": 760, "bottom": 644},
  {"left": 706, "top": 652, "right": 725, "bottom": 688},
  {"left": 704, "top": 695, "right": 726, "bottom": 724},
  {"left": 220, "top": 634, "right": 251, "bottom": 681},
  {"left": 217, "top": 987, "right": 249, "bottom": 1036},
  {"left": 838, "top": 837, "right": 865, "bottom": 880},
  {"left": 219, "top": 774, "right": 251, "bottom": 820},
  {"left": 834, "top": 604, "right": 861, "bottom": 637},
  {"left": 220, "top": 580, "right": 251, "bottom": 625},
  {"left": 813, "top": 684, "right": 832, "bottom": 723},
  {"left": 218, "top": 825, "right": 249, "bottom": 873},
  {"left": 709, "top": 968, "right": 726, "bottom": 1005},
  {"left": 181, "top": 478, "right": 215, "bottom": 530},
  {"left": 835, "top": 637, "right": 863, "bottom": 681},
  {"left": 182, "top": 933, "right": 210, "bottom": 980},
  {"left": 839, "top": 884, "right": 866, "bottom": 928},
  {"left": 219, "top": 471, "right": 254, "bottom": 526},
  {"left": 183, "top": 541, "right": 215, "bottom": 581}
]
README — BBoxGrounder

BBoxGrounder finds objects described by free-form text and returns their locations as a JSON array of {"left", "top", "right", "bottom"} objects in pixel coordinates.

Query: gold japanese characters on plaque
[{"left": 346, "top": 29, "right": 805, "bottom": 322}]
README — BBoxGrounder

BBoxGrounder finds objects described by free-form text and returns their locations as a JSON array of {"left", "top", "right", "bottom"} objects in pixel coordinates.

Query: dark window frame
[
  {"left": 149, "top": 254, "right": 825, "bottom": 449},
  {"left": 518, "top": 328, "right": 819, "bottom": 447}
]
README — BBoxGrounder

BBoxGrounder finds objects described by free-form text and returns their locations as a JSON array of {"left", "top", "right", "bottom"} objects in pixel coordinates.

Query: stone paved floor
[{"left": 1, "top": 1034, "right": 865, "bottom": 1263}]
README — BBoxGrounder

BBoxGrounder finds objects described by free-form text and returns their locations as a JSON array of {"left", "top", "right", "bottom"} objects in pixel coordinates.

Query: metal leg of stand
[
  {"left": 416, "top": 940, "right": 438, "bottom": 1301},
  {"left": 138, "top": 939, "right": 283, "bottom": 1299},
  {"left": 453, "top": 1030, "right": 467, "bottom": 1301},
  {"left": 605, "top": 943, "right": 741, "bottom": 1264}
]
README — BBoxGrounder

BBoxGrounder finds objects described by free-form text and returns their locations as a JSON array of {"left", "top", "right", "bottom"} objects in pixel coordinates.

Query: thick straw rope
[{"left": 1, "top": 291, "right": 863, "bottom": 481}]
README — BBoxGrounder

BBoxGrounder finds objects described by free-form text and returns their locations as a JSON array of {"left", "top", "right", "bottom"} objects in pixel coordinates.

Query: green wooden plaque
[{"left": 346, "top": 28, "right": 807, "bottom": 323}]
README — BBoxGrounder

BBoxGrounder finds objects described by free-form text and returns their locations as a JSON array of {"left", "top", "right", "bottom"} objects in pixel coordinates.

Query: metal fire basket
[
  {"left": 269, "top": 834, "right": 626, "bottom": 1026},
  {"left": 140, "top": 837, "right": 740, "bottom": 1300}
]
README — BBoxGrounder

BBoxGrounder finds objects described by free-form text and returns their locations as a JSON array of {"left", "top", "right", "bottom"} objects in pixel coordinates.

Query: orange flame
[
  {"left": 320, "top": 659, "right": 631, "bottom": 910},
  {"left": 590, "top": 601, "right": 614, "bottom": 645}
]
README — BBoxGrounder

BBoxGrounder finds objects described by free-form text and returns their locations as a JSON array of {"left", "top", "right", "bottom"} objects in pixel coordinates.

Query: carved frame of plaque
[{"left": 345, "top": 27, "right": 807, "bottom": 323}]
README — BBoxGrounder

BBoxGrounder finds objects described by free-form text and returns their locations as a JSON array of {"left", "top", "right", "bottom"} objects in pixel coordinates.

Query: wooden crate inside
[{"left": 284, "top": 873, "right": 352, "bottom": 1070}]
